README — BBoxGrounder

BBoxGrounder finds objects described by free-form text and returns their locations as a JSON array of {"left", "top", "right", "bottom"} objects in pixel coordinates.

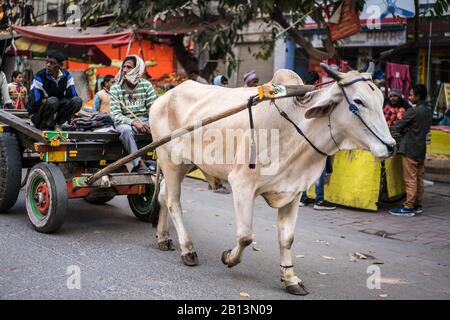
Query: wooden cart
[{"left": 0, "top": 109, "right": 159, "bottom": 233}]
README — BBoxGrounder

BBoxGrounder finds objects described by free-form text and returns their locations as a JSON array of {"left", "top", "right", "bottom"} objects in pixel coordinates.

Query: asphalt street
[{"left": 0, "top": 178, "right": 449, "bottom": 300}]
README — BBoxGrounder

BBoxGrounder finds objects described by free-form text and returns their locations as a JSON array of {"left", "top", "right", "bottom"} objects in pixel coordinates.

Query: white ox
[{"left": 149, "top": 66, "right": 396, "bottom": 295}]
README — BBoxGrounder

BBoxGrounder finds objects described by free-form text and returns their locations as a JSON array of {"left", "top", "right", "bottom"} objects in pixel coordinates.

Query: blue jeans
[
  {"left": 115, "top": 117, "right": 148, "bottom": 168},
  {"left": 315, "top": 167, "right": 327, "bottom": 203}
]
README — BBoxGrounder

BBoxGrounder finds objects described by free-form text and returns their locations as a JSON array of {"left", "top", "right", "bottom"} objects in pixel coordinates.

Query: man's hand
[
  {"left": 142, "top": 124, "right": 152, "bottom": 134},
  {"left": 131, "top": 119, "right": 151, "bottom": 134},
  {"left": 131, "top": 118, "right": 144, "bottom": 130}
]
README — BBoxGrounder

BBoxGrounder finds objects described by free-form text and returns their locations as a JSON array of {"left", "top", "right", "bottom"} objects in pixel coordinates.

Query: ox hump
[{"left": 271, "top": 69, "right": 304, "bottom": 86}]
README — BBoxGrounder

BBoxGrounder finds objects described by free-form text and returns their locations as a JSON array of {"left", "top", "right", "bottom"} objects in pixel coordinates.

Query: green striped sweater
[{"left": 109, "top": 79, "right": 157, "bottom": 125}]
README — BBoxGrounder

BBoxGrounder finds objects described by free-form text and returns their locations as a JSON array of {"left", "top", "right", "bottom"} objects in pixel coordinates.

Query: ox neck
[{"left": 271, "top": 100, "right": 342, "bottom": 159}]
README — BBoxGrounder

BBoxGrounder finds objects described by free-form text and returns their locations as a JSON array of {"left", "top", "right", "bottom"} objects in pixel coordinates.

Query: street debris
[
  {"left": 421, "top": 272, "right": 432, "bottom": 276},
  {"left": 295, "top": 254, "right": 305, "bottom": 258},
  {"left": 378, "top": 294, "right": 389, "bottom": 298},
  {"left": 318, "top": 271, "right": 328, "bottom": 275},
  {"left": 240, "top": 291, "right": 251, "bottom": 298},
  {"left": 316, "top": 239, "right": 329, "bottom": 246},
  {"left": 321, "top": 255, "right": 336, "bottom": 260},
  {"left": 252, "top": 246, "right": 260, "bottom": 251},
  {"left": 349, "top": 252, "right": 379, "bottom": 262}
]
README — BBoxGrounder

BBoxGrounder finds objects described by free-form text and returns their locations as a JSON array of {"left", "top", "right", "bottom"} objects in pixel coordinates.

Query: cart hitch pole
[{"left": 86, "top": 84, "right": 315, "bottom": 185}]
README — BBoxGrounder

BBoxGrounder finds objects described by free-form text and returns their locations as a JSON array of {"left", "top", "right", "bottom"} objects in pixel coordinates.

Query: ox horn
[{"left": 320, "top": 63, "right": 342, "bottom": 81}]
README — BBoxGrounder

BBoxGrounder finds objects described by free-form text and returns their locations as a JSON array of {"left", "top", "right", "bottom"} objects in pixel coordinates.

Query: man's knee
[
  {"left": 70, "top": 96, "right": 83, "bottom": 109},
  {"left": 45, "top": 97, "right": 59, "bottom": 109},
  {"left": 118, "top": 125, "right": 134, "bottom": 139}
]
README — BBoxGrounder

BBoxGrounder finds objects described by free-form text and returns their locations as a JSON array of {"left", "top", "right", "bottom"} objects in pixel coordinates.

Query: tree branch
[{"left": 271, "top": 7, "right": 336, "bottom": 61}]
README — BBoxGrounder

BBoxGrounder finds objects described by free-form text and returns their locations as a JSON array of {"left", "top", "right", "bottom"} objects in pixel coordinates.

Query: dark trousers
[{"left": 31, "top": 96, "right": 82, "bottom": 130}]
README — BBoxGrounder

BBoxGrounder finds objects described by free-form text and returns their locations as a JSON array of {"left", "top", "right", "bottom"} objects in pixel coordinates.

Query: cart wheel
[
  {"left": 128, "top": 183, "right": 160, "bottom": 225},
  {"left": 26, "top": 163, "right": 68, "bottom": 233},
  {"left": 0, "top": 133, "right": 22, "bottom": 213},
  {"left": 84, "top": 194, "right": 115, "bottom": 205}
]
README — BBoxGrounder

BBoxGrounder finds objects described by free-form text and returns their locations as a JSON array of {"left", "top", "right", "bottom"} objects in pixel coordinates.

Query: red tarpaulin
[
  {"left": 12, "top": 24, "right": 205, "bottom": 46},
  {"left": 12, "top": 26, "right": 134, "bottom": 45}
]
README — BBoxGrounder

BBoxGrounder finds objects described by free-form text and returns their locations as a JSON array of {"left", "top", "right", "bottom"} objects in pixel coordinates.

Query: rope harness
[{"left": 247, "top": 77, "right": 394, "bottom": 168}]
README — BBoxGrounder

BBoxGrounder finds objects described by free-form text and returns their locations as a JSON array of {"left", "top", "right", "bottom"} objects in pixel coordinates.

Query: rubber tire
[
  {"left": 0, "top": 132, "right": 22, "bottom": 213},
  {"left": 128, "top": 183, "right": 160, "bottom": 225},
  {"left": 25, "top": 163, "right": 68, "bottom": 233},
  {"left": 84, "top": 194, "right": 115, "bottom": 205}
]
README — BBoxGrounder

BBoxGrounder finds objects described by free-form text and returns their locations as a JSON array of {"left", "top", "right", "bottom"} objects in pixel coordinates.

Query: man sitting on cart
[
  {"left": 28, "top": 50, "right": 82, "bottom": 130},
  {"left": 110, "top": 54, "right": 157, "bottom": 174}
]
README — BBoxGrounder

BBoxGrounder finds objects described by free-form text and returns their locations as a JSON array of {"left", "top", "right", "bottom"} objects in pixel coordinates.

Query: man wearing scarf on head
[{"left": 110, "top": 55, "right": 157, "bottom": 174}]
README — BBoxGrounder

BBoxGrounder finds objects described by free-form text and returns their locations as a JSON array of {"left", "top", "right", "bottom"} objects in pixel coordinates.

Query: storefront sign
[
  {"left": 340, "top": 30, "right": 407, "bottom": 47},
  {"left": 309, "top": 29, "right": 406, "bottom": 48}
]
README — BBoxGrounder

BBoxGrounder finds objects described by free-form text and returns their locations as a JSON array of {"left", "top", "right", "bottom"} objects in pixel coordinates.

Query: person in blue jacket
[{"left": 28, "top": 50, "right": 82, "bottom": 129}]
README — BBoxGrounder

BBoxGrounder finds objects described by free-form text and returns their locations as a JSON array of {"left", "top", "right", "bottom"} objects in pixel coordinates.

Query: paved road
[{"left": 1, "top": 178, "right": 449, "bottom": 300}]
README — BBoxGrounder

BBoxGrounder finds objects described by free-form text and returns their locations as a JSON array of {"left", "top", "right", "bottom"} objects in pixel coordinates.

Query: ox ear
[{"left": 304, "top": 90, "right": 341, "bottom": 119}]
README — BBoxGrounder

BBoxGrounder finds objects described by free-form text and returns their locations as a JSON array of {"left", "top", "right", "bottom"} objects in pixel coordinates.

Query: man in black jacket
[
  {"left": 28, "top": 50, "right": 82, "bottom": 130},
  {"left": 389, "top": 85, "right": 432, "bottom": 216}
]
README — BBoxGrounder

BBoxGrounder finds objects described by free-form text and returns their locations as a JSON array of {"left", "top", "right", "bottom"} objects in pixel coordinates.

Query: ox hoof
[
  {"left": 221, "top": 250, "right": 232, "bottom": 267},
  {"left": 221, "top": 250, "right": 240, "bottom": 268},
  {"left": 286, "top": 282, "right": 309, "bottom": 296},
  {"left": 181, "top": 251, "right": 198, "bottom": 266},
  {"left": 158, "top": 239, "right": 175, "bottom": 251}
]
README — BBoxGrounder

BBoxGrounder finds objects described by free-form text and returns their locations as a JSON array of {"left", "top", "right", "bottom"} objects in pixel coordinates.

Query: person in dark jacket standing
[
  {"left": 28, "top": 50, "right": 82, "bottom": 129},
  {"left": 389, "top": 85, "right": 432, "bottom": 216}
]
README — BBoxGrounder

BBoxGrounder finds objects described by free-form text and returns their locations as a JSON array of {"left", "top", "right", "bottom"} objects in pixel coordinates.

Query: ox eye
[{"left": 354, "top": 99, "right": 364, "bottom": 106}]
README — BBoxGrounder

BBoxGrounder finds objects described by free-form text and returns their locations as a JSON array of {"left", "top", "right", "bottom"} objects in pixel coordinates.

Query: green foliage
[{"left": 80, "top": 0, "right": 449, "bottom": 74}]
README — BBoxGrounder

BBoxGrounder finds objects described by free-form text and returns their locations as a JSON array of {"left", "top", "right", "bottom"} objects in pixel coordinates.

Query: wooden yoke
[{"left": 86, "top": 84, "right": 315, "bottom": 185}]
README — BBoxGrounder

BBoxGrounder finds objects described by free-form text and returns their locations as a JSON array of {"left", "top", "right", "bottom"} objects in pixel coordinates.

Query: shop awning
[
  {"left": 12, "top": 23, "right": 205, "bottom": 46},
  {"left": 12, "top": 26, "right": 135, "bottom": 46}
]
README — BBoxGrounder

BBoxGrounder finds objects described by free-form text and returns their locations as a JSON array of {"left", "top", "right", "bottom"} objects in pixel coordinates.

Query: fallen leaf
[
  {"left": 373, "top": 261, "right": 384, "bottom": 265},
  {"left": 316, "top": 240, "right": 330, "bottom": 246},
  {"left": 240, "top": 291, "right": 251, "bottom": 298},
  {"left": 252, "top": 246, "right": 260, "bottom": 251},
  {"left": 321, "top": 255, "right": 336, "bottom": 260},
  {"left": 421, "top": 272, "right": 432, "bottom": 276},
  {"left": 318, "top": 272, "right": 328, "bottom": 275},
  {"left": 378, "top": 294, "right": 388, "bottom": 298},
  {"left": 295, "top": 254, "right": 305, "bottom": 258}
]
